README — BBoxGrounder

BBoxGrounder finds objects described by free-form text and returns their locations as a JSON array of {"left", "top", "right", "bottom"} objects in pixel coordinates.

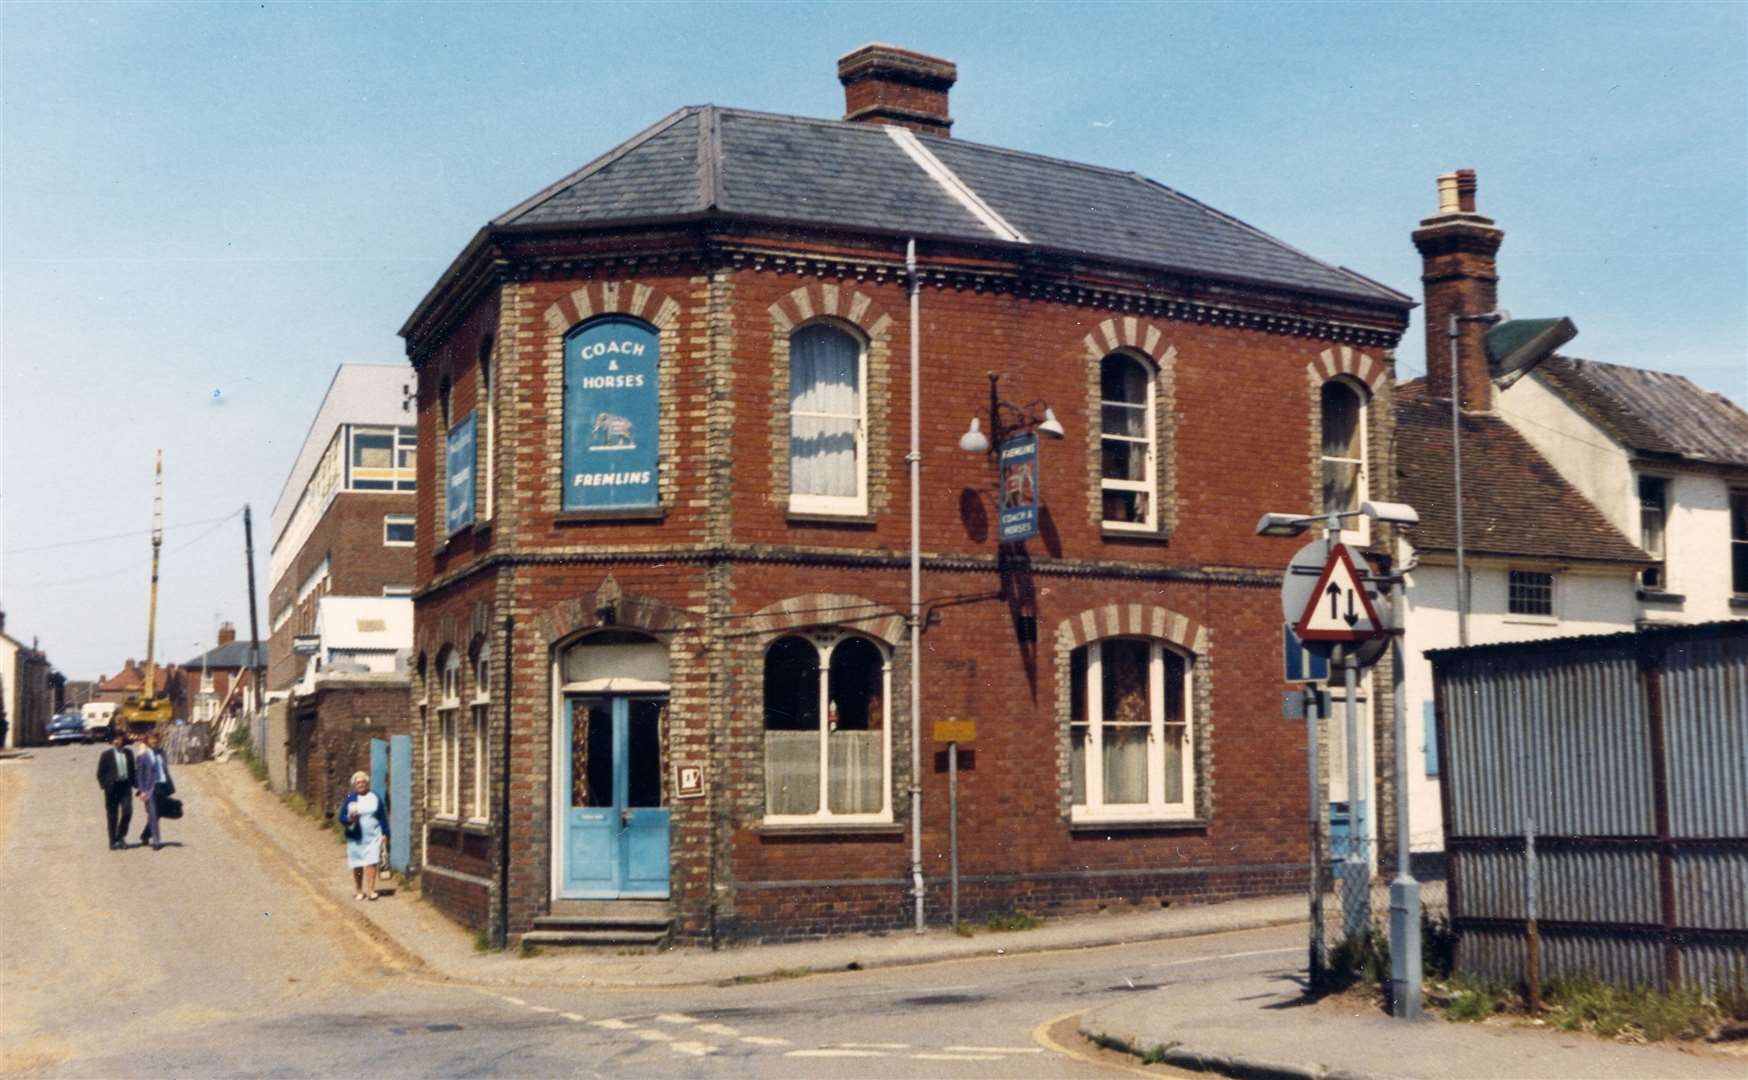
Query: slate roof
[
  {"left": 1396, "top": 382, "right": 1650, "bottom": 565},
  {"left": 1534, "top": 357, "right": 1748, "bottom": 469},
  {"left": 490, "top": 106, "right": 1408, "bottom": 308},
  {"left": 182, "top": 642, "right": 262, "bottom": 669}
]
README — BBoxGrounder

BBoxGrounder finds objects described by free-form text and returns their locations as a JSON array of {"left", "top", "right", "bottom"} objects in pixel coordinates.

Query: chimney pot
[
  {"left": 1456, "top": 168, "right": 1478, "bottom": 213},
  {"left": 1436, "top": 173, "right": 1460, "bottom": 215},
  {"left": 838, "top": 43, "right": 957, "bottom": 137}
]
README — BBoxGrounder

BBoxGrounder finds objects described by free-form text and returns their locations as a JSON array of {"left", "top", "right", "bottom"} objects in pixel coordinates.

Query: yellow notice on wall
[{"left": 933, "top": 719, "right": 976, "bottom": 744}]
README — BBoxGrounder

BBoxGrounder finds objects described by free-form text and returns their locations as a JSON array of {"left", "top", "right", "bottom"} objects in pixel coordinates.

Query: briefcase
[{"left": 156, "top": 792, "right": 184, "bottom": 819}]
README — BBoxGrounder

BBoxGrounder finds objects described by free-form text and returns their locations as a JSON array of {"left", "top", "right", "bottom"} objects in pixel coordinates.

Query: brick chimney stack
[
  {"left": 218, "top": 622, "right": 237, "bottom": 646},
  {"left": 838, "top": 44, "right": 957, "bottom": 138},
  {"left": 1412, "top": 168, "right": 1503, "bottom": 412}
]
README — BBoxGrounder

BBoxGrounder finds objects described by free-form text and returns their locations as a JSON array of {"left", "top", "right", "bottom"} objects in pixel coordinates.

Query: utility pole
[{"left": 243, "top": 505, "right": 265, "bottom": 712}]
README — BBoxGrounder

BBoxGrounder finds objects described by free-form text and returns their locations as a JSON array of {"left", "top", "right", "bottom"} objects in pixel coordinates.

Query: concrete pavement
[
  {"left": 201, "top": 755, "right": 1308, "bottom": 989},
  {"left": 1080, "top": 968, "right": 1747, "bottom": 1079}
]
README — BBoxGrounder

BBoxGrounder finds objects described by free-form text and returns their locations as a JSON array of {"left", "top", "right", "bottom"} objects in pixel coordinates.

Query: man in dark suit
[{"left": 96, "top": 730, "right": 135, "bottom": 849}]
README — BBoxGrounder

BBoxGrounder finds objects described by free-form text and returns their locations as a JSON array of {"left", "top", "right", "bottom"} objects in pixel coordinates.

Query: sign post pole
[
  {"left": 949, "top": 739, "right": 960, "bottom": 931},
  {"left": 1307, "top": 685, "right": 1326, "bottom": 982},
  {"left": 1341, "top": 646, "right": 1370, "bottom": 942}
]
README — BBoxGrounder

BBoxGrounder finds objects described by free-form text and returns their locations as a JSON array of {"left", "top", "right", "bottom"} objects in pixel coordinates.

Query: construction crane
[{"left": 119, "top": 451, "right": 173, "bottom": 732}]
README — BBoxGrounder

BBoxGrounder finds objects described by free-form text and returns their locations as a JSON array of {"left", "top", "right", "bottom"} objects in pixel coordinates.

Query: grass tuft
[{"left": 982, "top": 911, "right": 1043, "bottom": 933}]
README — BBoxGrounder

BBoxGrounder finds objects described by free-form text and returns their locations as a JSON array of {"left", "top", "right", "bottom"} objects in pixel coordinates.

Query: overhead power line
[{"left": 3, "top": 510, "right": 241, "bottom": 556}]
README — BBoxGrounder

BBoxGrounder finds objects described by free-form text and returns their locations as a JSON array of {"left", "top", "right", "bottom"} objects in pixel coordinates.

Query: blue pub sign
[
  {"left": 564, "top": 316, "right": 660, "bottom": 511},
  {"left": 445, "top": 411, "right": 476, "bottom": 537},
  {"left": 997, "top": 432, "right": 1040, "bottom": 543}
]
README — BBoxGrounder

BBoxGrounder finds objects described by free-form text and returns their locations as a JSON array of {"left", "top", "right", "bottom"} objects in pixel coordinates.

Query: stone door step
[{"left": 521, "top": 927, "right": 670, "bottom": 948}]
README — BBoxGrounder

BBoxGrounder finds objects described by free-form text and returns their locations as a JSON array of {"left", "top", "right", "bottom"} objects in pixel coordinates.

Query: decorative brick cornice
[
  {"left": 414, "top": 545, "right": 1282, "bottom": 600},
  {"left": 747, "top": 593, "right": 906, "bottom": 646},
  {"left": 1053, "top": 602, "right": 1209, "bottom": 654}
]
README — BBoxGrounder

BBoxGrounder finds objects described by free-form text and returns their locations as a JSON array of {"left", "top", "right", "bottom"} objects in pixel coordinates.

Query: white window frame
[
  {"left": 787, "top": 322, "right": 869, "bottom": 517},
  {"left": 382, "top": 585, "right": 413, "bottom": 598},
  {"left": 435, "top": 650, "right": 461, "bottom": 820},
  {"left": 469, "top": 652, "right": 490, "bottom": 823},
  {"left": 1506, "top": 568, "right": 1559, "bottom": 622},
  {"left": 1639, "top": 474, "right": 1670, "bottom": 590},
  {"left": 1070, "top": 638, "right": 1196, "bottom": 823},
  {"left": 762, "top": 631, "right": 893, "bottom": 825},
  {"left": 1731, "top": 489, "right": 1748, "bottom": 596},
  {"left": 383, "top": 514, "right": 416, "bottom": 547},
  {"left": 1100, "top": 352, "right": 1158, "bottom": 532},
  {"left": 1320, "top": 377, "right": 1370, "bottom": 545},
  {"left": 348, "top": 425, "right": 418, "bottom": 492}
]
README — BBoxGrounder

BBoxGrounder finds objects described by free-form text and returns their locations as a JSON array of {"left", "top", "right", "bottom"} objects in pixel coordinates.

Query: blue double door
[{"left": 561, "top": 696, "right": 670, "bottom": 898}]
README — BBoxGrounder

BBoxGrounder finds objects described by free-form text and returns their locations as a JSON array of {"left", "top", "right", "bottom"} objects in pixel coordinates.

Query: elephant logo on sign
[{"left": 590, "top": 412, "right": 636, "bottom": 450}]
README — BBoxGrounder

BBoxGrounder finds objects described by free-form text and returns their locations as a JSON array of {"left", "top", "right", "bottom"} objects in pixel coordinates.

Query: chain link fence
[{"left": 1311, "top": 830, "right": 1451, "bottom": 984}]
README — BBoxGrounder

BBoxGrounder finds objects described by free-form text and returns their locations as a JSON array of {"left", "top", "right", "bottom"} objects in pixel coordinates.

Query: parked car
[{"left": 46, "top": 712, "right": 89, "bottom": 745}]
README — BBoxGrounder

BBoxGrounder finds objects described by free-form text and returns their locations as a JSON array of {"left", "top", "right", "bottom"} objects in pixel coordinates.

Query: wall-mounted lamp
[{"left": 958, "top": 372, "right": 1066, "bottom": 455}]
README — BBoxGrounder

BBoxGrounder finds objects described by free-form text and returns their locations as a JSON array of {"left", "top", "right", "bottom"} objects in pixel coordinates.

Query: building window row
[
  {"left": 429, "top": 644, "right": 490, "bottom": 824},
  {"left": 755, "top": 630, "right": 1201, "bottom": 826},
  {"left": 349, "top": 425, "right": 417, "bottom": 492}
]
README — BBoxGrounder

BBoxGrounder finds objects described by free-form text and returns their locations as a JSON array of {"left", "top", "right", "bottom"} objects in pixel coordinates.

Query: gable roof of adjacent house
[
  {"left": 408, "top": 104, "right": 1410, "bottom": 337},
  {"left": 1533, "top": 356, "right": 1748, "bottom": 470},
  {"left": 1396, "top": 381, "right": 1650, "bottom": 565},
  {"left": 181, "top": 642, "right": 263, "bottom": 670}
]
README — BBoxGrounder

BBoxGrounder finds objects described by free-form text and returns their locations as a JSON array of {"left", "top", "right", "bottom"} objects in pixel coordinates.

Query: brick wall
[
  {"left": 268, "top": 490, "right": 416, "bottom": 689},
  {"left": 294, "top": 678, "right": 414, "bottom": 824},
  {"left": 406, "top": 238, "right": 1407, "bottom": 942}
]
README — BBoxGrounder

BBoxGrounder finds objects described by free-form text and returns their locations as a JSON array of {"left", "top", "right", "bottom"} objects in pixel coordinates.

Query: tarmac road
[{"left": 1, "top": 745, "right": 1297, "bottom": 1078}]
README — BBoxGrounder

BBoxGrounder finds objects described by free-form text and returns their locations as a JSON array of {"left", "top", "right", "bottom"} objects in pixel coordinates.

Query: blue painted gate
[{"left": 369, "top": 736, "right": 413, "bottom": 873}]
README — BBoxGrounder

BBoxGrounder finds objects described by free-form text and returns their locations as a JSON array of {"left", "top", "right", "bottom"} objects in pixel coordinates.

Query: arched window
[
  {"left": 1069, "top": 638, "right": 1195, "bottom": 820},
  {"left": 469, "top": 648, "right": 490, "bottom": 822},
  {"left": 764, "top": 631, "right": 890, "bottom": 820},
  {"left": 789, "top": 323, "right": 866, "bottom": 515},
  {"left": 1320, "top": 379, "right": 1367, "bottom": 538},
  {"left": 434, "top": 648, "right": 462, "bottom": 819},
  {"left": 1100, "top": 353, "right": 1156, "bottom": 529}
]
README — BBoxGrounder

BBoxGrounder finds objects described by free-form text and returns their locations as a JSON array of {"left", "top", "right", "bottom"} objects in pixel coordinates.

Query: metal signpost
[
  {"left": 933, "top": 718, "right": 975, "bottom": 930},
  {"left": 1281, "top": 536, "right": 1389, "bottom": 951}
]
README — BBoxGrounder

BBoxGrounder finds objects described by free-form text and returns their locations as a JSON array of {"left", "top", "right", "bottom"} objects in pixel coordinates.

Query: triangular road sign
[{"left": 1293, "top": 545, "right": 1385, "bottom": 642}]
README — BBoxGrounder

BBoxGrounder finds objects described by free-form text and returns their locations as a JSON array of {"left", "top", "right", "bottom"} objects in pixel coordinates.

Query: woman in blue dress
[{"left": 339, "top": 771, "right": 389, "bottom": 900}]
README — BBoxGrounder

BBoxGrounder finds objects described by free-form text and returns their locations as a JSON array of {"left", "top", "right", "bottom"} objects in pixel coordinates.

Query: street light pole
[{"left": 1447, "top": 313, "right": 1469, "bottom": 648}]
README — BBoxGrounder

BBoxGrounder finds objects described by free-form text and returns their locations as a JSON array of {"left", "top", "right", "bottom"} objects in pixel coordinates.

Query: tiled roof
[
  {"left": 1396, "top": 383, "right": 1650, "bottom": 565},
  {"left": 492, "top": 106, "right": 1408, "bottom": 308},
  {"left": 182, "top": 642, "right": 262, "bottom": 669},
  {"left": 1535, "top": 356, "right": 1748, "bottom": 469}
]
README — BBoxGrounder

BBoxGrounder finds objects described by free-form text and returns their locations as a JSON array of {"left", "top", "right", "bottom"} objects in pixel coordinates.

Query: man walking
[
  {"left": 134, "top": 730, "right": 167, "bottom": 850},
  {"left": 96, "top": 731, "right": 135, "bottom": 849}
]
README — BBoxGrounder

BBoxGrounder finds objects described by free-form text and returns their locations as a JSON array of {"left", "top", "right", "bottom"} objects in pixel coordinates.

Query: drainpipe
[
  {"left": 906, "top": 238, "right": 926, "bottom": 934},
  {"left": 497, "top": 615, "right": 514, "bottom": 949}
]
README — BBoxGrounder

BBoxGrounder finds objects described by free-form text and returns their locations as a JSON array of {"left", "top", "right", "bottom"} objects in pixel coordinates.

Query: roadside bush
[
  {"left": 1421, "top": 911, "right": 1458, "bottom": 979},
  {"left": 1543, "top": 974, "right": 1717, "bottom": 1042}
]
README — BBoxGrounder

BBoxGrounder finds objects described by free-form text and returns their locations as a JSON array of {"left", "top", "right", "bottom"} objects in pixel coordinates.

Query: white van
[{"left": 80, "top": 702, "right": 119, "bottom": 738}]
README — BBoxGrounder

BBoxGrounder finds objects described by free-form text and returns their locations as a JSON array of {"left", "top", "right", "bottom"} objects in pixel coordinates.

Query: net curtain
[{"left": 789, "top": 325, "right": 861, "bottom": 499}]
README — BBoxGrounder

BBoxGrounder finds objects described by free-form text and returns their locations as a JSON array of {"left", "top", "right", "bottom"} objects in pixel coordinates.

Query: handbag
[{"left": 155, "top": 791, "right": 184, "bottom": 819}]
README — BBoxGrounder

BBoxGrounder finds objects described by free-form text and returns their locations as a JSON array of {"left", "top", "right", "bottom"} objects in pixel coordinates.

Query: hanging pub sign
[
  {"left": 563, "top": 316, "right": 660, "bottom": 511},
  {"left": 445, "top": 411, "right": 476, "bottom": 537},
  {"left": 997, "top": 432, "right": 1040, "bottom": 543}
]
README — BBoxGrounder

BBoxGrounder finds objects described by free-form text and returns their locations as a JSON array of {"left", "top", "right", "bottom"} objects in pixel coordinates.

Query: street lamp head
[
  {"left": 1255, "top": 512, "right": 1313, "bottom": 538},
  {"left": 958, "top": 416, "right": 990, "bottom": 454},
  {"left": 1037, "top": 408, "right": 1065, "bottom": 439},
  {"left": 1360, "top": 500, "right": 1420, "bottom": 528},
  {"left": 1487, "top": 317, "right": 1578, "bottom": 389}
]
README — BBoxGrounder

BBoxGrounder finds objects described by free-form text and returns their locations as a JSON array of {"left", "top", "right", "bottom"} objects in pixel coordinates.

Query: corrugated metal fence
[{"left": 1430, "top": 621, "right": 1747, "bottom": 992}]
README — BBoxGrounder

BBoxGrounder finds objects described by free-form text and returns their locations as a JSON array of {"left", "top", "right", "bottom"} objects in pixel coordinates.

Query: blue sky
[{"left": 3, "top": 1, "right": 1744, "bottom": 680}]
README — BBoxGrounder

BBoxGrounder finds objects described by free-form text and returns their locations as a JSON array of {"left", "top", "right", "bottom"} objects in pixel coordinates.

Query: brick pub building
[{"left": 404, "top": 45, "right": 1412, "bottom": 944}]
